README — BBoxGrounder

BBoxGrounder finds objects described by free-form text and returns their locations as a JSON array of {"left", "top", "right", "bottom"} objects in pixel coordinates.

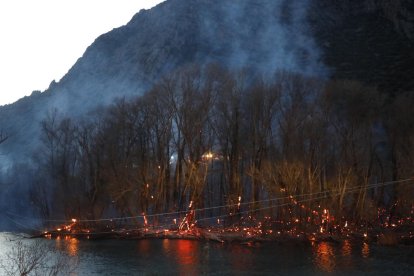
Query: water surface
[{"left": 1, "top": 233, "right": 414, "bottom": 275}]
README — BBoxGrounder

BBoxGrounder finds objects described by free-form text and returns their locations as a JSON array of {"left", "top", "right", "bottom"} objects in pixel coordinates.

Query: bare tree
[
  {"left": 0, "top": 239, "right": 76, "bottom": 276},
  {"left": 323, "top": 80, "right": 384, "bottom": 221},
  {"left": 212, "top": 69, "right": 246, "bottom": 210}
]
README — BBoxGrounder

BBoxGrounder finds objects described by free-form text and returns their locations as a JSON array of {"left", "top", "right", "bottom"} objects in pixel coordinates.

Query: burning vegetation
[
  {"left": 39, "top": 180, "right": 414, "bottom": 245},
  {"left": 17, "top": 66, "right": 414, "bottom": 245}
]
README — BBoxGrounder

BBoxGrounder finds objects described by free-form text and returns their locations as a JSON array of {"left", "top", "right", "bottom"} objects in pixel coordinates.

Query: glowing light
[
  {"left": 67, "top": 237, "right": 79, "bottom": 256},
  {"left": 362, "top": 242, "right": 370, "bottom": 258},
  {"left": 142, "top": 213, "right": 148, "bottom": 226},
  {"left": 344, "top": 221, "right": 348, "bottom": 227},
  {"left": 314, "top": 242, "right": 335, "bottom": 272},
  {"left": 203, "top": 151, "right": 214, "bottom": 160},
  {"left": 57, "top": 228, "right": 62, "bottom": 231},
  {"left": 71, "top": 218, "right": 77, "bottom": 223},
  {"left": 341, "top": 240, "right": 352, "bottom": 256}
]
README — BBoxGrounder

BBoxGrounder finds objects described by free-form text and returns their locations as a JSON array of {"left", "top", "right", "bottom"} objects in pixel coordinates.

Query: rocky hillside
[
  {"left": 0, "top": 0, "right": 324, "bottom": 164},
  {"left": 0, "top": 0, "right": 413, "bottom": 165}
]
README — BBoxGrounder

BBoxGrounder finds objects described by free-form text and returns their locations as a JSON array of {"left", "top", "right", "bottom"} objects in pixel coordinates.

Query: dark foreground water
[{"left": 1, "top": 233, "right": 414, "bottom": 275}]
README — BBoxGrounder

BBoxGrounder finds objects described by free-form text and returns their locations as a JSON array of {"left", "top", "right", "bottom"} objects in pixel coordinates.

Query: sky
[{"left": 0, "top": 0, "right": 164, "bottom": 106}]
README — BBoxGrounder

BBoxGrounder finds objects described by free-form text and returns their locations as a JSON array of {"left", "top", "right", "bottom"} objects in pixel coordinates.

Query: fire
[
  {"left": 179, "top": 210, "right": 195, "bottom": 231},
  {"left": 142, "top": 213, "right": 148, "bottom": 226},
  {"left": 37, "top": 188, "right": 414, "bottom": 248}
]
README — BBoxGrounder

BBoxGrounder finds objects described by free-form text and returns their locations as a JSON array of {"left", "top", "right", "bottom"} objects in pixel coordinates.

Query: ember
[{"left": 27, "top": 178, "right": 414, "bottom": 246}]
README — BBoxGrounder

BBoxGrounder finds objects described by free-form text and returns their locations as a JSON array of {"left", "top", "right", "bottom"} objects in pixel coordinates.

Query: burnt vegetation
[{"left": 29, "top": 65, "right": 414, "bottom": 243}]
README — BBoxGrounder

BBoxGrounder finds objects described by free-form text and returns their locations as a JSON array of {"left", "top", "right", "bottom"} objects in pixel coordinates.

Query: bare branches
[
  {"left": 28, "top": 66, "right": 414, "bottom": 228},
  {"left": 0, "top": 239, "right": 77, "bottom": 276}
]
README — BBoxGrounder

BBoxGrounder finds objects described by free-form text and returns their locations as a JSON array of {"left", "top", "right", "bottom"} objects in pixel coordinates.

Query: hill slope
[
  {"left": 0, "top": 0, "right": 325, "bottom": 164},
  {"left": 1, "top": 0, "right": 413, "bottom": 165}
]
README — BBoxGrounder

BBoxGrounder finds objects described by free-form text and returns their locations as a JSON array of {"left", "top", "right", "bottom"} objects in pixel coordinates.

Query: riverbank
[{"left": 35, "top": 225, "right": 414, "bottom": 247}]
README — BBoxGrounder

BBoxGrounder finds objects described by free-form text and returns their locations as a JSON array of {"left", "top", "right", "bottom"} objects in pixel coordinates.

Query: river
[{"left": 1, "top": 232, "right": 414, "bottom": 275}]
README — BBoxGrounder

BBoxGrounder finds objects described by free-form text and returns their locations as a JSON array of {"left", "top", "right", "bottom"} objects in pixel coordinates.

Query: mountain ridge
[{"left": 1, "top": 0, "right": 413, "bottom": 165}]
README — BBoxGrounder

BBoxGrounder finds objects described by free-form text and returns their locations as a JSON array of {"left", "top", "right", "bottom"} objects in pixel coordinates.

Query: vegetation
[
  {"left": 0, "top": 238, "right": 76, "bottom": 276},
  {"left": 29, "top": 65, "right": 414, "bottom": 236}
]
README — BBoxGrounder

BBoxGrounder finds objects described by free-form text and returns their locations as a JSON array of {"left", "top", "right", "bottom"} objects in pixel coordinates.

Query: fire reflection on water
[
  {"left": 175, "top": 240, "right": 199, "bottom": 265},
  {"left": 163, "top": 239, "right": 199, "bottom": 275},
  {"left": 341, "top": 239, "right": 354, "bottom": 269},
  {"left": 341, "top": 239, "right": 352, "bottom": 256},
  {"left": 65, "top": 236, "right": 79, "bottom": 256},
  {"left": 54, "top": 236, "right": 79, "bottom": 257},
  {"left": 313, "top": 242, "right": 336, "bottom": 272},
  {"left": 137, "top": 239, "right": 152, "bottom": 256},
  {"left": 362, "top": 242, "right": 370, "bottom": 258},
  {"left": 48, "top": 236, "right": 374, "bottom": 274}
]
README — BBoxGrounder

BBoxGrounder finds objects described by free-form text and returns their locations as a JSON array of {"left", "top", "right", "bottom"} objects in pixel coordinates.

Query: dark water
[{"left": 1, "top": 233, "right": 414, "bottom": 275}]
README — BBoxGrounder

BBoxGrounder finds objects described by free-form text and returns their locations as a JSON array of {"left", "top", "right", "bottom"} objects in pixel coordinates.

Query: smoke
[
  {"left": 0, "top": 0, "right": 327, "bottom": 231},
  {"left": 196, "top": 0, "right": 327, "bottom": 77},
  {"left": 0, "top": 162, "right": 42, "bottom": 231}
]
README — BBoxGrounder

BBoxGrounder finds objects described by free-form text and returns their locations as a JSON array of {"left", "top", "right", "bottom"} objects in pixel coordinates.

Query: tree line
[{"left": 30, "top": 65, "right": 414, "bottom": 228}]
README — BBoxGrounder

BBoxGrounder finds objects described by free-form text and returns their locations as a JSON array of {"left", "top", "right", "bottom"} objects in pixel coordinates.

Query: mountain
[
  {"left": 0, "top": 0, "right": 413, "bottom": 231},
  {"left": 0, "top": 0, "right": 325, "bottom": 165},
  {"left": 0, "top": 0, "right": 413, "bottom": 165},
  {"left": 309, "top": 0, "right": 414, "bottom": 92}
]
